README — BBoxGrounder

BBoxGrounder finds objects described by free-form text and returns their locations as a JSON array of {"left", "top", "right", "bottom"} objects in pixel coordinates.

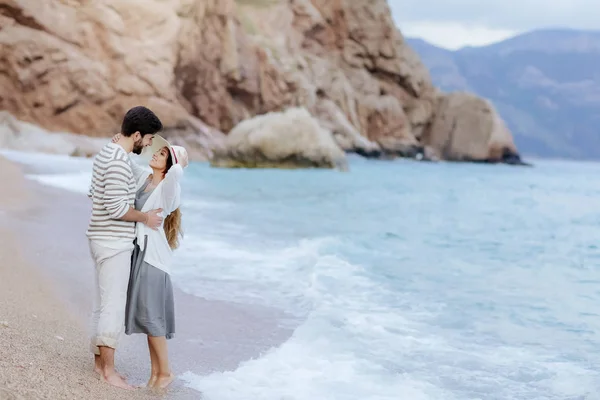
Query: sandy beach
[{"left": 0, "top": 155, "right": 292, "bottom": 399}]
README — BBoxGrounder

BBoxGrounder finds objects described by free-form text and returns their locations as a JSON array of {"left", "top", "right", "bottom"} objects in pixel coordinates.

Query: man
[{"left": 86, "top": 106, "right": 164, "bottom": 389}]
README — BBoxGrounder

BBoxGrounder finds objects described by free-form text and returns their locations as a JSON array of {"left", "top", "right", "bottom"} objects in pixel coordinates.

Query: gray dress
[{"left": 125, "top": 179, "right": 175, "bottom": 339}]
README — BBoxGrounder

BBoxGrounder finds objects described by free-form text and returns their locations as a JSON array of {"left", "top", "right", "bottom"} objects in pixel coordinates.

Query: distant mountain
[{"left": 407, "top": 29, "right": 600, "bottom": 159}]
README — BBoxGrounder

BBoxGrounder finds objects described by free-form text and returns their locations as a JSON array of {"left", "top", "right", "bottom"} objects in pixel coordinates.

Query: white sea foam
[
  {"left": 1, "top": 149, "right": 93, "bottom": 174},
  {"left": 1, "top": 150, "right": 92, "bottom": 194},
  {"left": 178, "top": 249, "right": 600, "bottom": 400},
  {"left": 1, "top": 150, "right": 157, "bottom": 196},
  {"left": 173, "top": 235, "right": 335, "bottom": 316},
  {"left": 27, "top": 172, "right": 92, "bottom": 195},
  {"left": 177, "top": 253, "right": 449, "bottom": 400},
  {"left": 173, "top": 228, "right": 447, "bottom": 399},
  {"left": 180, "top": 339, "right": 444, "bottom": 400}
]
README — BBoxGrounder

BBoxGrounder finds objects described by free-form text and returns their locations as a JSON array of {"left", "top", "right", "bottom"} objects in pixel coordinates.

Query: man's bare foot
[
  {"left": 94, "top": 366, "right": 127, "bottom": 381},
  {"left": 153, "top": 373, "right": 175, "bottom": 389},
  {"left": 101, "top": 371, "right": 135, "bottom": 390},
  {"left": 93, "top": 355, "right": 102, "bottom": 375}
]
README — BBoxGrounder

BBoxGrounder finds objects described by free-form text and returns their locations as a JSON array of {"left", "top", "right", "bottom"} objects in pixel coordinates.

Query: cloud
[
  {"left": 400, "top": 22, "right": 517, "bottom": 49},
  {"left": 388, "top": 0, "right": 600, "bottom": 31},
  {"left": 387, "top": 0, "right": 600, "bottom": 49}
]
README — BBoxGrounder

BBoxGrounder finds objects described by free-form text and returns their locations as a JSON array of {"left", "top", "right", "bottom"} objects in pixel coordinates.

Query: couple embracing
[{"left": 86, "top": 106, "right": 188, "bottom": 390}]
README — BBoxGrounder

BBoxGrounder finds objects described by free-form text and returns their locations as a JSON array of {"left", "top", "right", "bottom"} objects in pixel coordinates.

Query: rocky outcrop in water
[
  {"left": 211, "top": 107, "right": 347, "bottom": 169},
  {"left": 0, "top": 0, "right": 523, "bottom": 165},
  {"left": 424, "top": 93, "right": 523, "bottom": 164}
]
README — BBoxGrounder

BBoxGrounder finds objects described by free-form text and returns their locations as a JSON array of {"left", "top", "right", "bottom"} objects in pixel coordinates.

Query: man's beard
[{"left": 132, "top": 138, "right": 144, "bottom": 155}]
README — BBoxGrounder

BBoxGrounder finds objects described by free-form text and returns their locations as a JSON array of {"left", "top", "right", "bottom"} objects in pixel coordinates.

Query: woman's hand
[{"left": 111, "top": 133, "right": 122, "bottom": 143}]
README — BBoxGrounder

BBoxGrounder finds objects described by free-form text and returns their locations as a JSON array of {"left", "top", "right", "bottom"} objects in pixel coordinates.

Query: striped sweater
[{"left": 86, "top": 143, "right": 137, "bottom": 242}]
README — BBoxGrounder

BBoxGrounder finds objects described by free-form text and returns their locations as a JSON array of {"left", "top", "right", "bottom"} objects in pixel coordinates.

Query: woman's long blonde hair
[
  {"left": 162, "top": 148, "right": 183, "bottom": 250},
  {"left": 164, "top": 208, "right": 183, "bottom": 250}
]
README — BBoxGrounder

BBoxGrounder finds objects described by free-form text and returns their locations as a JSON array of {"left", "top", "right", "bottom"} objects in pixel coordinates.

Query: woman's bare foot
[
  {"left": 153, "top": 373, "right": 175, "bottom": 389},
  {"left": 101, "top": 370, "right": 135, "bottom": 390},
  {"left": 147, "top": 374, "right": 158, "bottom": 387}
]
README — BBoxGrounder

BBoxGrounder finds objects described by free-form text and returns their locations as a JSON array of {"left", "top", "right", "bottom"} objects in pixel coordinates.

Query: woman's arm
[{"left": 160, "top": 164, "right": 183, "bottom": 214}]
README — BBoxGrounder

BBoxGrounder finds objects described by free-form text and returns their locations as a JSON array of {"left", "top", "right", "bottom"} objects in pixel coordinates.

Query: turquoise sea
[
  {"left": 176, "top": 157, "right": 600, "bottom": 400},
  {"left": 12, "top": 151, "right": 600, "bottom": 399}
]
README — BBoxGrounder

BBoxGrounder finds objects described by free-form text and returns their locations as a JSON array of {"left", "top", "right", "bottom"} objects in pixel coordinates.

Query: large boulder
[
  {"left": 423, "top": 93, "right": 524, "bottom": 164},
  {"left": 210, "top": 107, "right": 347, "bottom": 169}
]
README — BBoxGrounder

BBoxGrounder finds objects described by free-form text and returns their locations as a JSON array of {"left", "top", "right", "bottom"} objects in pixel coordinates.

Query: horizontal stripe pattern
[{"left": 86, "top": 143, "right": 137, "bottom": 241}]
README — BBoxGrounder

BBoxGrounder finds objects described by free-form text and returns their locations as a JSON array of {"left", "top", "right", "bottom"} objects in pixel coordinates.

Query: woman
[{"left": 113, "top": 133, "right": 188, "bottom": 389}]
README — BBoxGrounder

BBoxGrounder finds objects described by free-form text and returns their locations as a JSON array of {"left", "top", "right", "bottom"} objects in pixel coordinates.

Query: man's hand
[
  {"left": 144, "top": 208, "right": 163, "bottom": 230},
  {"left": 111, "top": 133, "right": 122, "bottom": 143}
]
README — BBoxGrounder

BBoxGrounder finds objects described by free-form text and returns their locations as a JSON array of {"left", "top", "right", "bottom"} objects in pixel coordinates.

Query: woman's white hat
[{"left": 142, "top": 134, "right": 189, "bottom": 168}]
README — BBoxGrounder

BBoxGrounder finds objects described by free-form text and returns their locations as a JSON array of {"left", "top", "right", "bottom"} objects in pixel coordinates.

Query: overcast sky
[{"left": 388, "top": 0, "right": 600, "bottom": 49}]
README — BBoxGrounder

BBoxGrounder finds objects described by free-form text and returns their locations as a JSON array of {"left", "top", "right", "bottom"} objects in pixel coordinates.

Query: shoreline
[{"left": 0, "top": 154, "right": 293, "bottom": 399}]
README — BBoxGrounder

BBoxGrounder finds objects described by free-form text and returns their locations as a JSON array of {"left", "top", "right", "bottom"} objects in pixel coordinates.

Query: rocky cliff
[{"left": 0, "top": 0, "right": 522, "bottom": 164}]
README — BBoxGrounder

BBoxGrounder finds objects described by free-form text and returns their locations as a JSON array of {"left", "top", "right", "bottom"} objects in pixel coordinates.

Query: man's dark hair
[{"left": 121, "top": 106, "right": 163, "bottom": 137}]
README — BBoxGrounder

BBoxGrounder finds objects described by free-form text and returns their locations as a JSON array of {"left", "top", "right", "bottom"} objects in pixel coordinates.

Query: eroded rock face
[
  {"left": 274, "top": 0, "right": 437, "bottom": 154},
  {"left": 0, "top": 0, "right": 186, "bottom": 134},
  {"left": 0, "top": 0, "right": 521, "bottom": 164}
]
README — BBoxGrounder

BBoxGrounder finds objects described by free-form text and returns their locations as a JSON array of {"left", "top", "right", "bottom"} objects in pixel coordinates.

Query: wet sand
[{"left": 0, "top": 154, "right": 293, "bottom": 399}]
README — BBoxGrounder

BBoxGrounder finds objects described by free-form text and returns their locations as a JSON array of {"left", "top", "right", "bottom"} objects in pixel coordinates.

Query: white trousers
[{"left": 88, "top": 240, "right": 132, "bottom": 355}]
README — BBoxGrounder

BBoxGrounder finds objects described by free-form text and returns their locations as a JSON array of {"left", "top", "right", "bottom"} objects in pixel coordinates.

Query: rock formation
[
  {"left": 0, "top": 0, "right": 523, "bottom": 165},
  {"left": 423, "top": 93, "right": 523, "bottom": 163},
  {"left": 211, "top": 107, "right": 347, "bottom": 169},
  {"left": 0, "top": 111, "right": 105, "bottom": 157}
]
